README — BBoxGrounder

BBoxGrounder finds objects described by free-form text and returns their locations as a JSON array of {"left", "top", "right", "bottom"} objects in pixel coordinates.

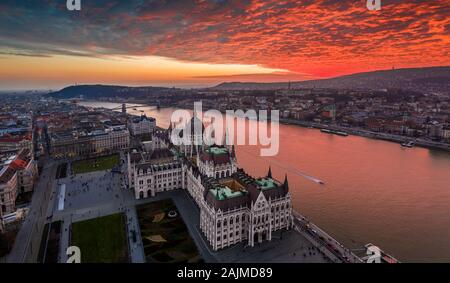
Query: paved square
[{"left": 53, "top": 171, "right": 123, "bottom": 214}]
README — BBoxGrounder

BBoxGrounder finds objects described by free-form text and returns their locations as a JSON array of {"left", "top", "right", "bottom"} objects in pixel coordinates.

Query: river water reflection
[{"left": 80, "top": 101, "right": 450, "bottom": 262}]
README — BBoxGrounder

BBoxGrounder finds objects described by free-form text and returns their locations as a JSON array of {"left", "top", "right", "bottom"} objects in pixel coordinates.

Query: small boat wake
[{"left": 238, "top": 148, "right": 326, "bottom": 185}]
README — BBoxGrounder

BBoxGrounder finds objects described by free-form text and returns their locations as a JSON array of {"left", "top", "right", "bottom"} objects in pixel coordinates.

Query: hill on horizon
[
  {"left": 212, "top": 66, "right": 450, "bottom": 92},
  {"left": 46, "top": 84, "right": 174, "bottom": 99},
  {"left": 46, "top": 66, "right": 449, "bottom": 99}
]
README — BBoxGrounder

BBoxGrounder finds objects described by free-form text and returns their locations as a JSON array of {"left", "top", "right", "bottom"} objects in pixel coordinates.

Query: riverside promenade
[
  {"left": 280, "top": 118, "right": 450, "bottom": 152},
  {"left": 292, "top": 211, "right": 362, "bottom": 263}
]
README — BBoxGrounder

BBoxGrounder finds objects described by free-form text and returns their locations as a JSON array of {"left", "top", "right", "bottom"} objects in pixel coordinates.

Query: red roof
[{"left": 10, "top": 159, "right": 28, "bottom": 170}]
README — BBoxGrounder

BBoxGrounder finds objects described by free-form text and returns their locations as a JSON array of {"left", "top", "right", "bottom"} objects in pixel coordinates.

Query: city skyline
[{"left": 1, "top": 0, "right": 449, "bottom": 90}]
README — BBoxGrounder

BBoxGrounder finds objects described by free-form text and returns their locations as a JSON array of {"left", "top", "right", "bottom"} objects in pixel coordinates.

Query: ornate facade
[
  {"left": 127, "top": 118, "right": 293, "bottom": 251},
  {"left": 128, "top": 148, "right": 183, "bottom": 199},
  {"left": 50, "top": 125, "right": 130, "bottom": 159},
  {"left": 1, "top": 148, "right": 37, "bottom": 232},
  {"left": 129, "top": 115, "right": 156, "bottom": 136}
]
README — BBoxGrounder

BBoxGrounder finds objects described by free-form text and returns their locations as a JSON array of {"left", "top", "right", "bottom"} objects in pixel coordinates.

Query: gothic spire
[
  {"left": 211, "top": 128, "right": 216, "bottom": 144},
  {"left": 222, "top": 129, "right": 227, "bottom": 147},
  {"left": 284, "top": 174, "right": 289, "bottom": 191},
  {"left": 224, "top": 126, "right": 233, "bottom": 151}
]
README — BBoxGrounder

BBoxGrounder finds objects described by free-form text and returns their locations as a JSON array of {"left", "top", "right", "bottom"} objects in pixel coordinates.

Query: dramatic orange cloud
[
  {"left": 146, "top": 0, "right": 449, "bottom": 77},
  {"left": 0, "top": 0, "right": 448, "bottom": 89}
]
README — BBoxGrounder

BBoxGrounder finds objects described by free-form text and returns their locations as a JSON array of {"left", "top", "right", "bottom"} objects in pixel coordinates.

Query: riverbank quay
[{"left": 280, "top": 118, "right": 450, "bottom": 152}]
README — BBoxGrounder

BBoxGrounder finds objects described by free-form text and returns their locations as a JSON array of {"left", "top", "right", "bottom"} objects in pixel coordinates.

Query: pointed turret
[
  {"left": 210, "top": 128, "right": 216, "bottom": 145},
  {"left": 284, "top": 174, "right": 289, "bottom": 192},
  {"left": 224, "top": 126, "right": 233, "bottom": 151},
  {"left": 267, "top": 166, "right": 272, "bottom": 178},
  {"left": 222, "top": 129, "right": 227, "bottom": 147}
]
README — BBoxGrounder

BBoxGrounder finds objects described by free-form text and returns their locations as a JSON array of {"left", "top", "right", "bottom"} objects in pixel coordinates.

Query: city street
[{"left": 6, "top": 156, "right": 58, "bottom": 263}]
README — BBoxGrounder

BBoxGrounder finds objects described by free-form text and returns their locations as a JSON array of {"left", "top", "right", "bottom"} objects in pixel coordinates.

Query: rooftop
[
  {"left": 206, "top": 146, "right": 228, "bottom": 156},
  {"left": 0, "top": 166, "right": 16, "bottom": 185},
  {"left": 210, "top": 186, "right": 247, "bottom": 201},
  {"left": 199, "top": 145, "right": 234, "bottom": 165},
  {"left": 255, "top": 177, "right": 280, "bottom": 190},
  {"left": 131, "top": 115, "right": 156, "bottom": 123}
]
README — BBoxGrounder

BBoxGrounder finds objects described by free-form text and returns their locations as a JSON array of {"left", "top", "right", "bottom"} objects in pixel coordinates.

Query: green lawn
[
  {"left": 72, "top": 154, "right": 119, "bottom": 174},
  {"left": 137, "top": 199, "right": 202, "bottom": 263},
  {"left": 71, "top": 214, "right": 129, "bottom": 263}
]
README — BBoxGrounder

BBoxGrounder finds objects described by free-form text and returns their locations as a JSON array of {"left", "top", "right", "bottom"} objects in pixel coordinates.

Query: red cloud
[
  {"left": 139, "top": 0, "right": 450, "bottom": 78},
  {"left": 1, "top": 0, "right": 448, "bottom": 80}
]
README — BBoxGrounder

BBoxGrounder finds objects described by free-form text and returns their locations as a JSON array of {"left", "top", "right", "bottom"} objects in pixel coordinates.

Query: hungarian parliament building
[{"left": 126, "top": 116, "right": 293, "bottom": 251}]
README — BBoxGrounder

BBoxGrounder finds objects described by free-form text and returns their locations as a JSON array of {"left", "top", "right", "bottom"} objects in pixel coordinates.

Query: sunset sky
[{"left": 0, "top": 0, "right": 449, "bottom": 90}]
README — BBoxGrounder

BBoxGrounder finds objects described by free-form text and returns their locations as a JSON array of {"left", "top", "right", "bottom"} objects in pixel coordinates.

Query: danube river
[{"left": 80, "top": 101, "right": 450, "bottom": 262}]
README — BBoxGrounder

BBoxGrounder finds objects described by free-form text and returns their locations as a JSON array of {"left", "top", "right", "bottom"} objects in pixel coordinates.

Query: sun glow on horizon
[{"left": 0, "top": 54, "right": 293, "bottom": 90}]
